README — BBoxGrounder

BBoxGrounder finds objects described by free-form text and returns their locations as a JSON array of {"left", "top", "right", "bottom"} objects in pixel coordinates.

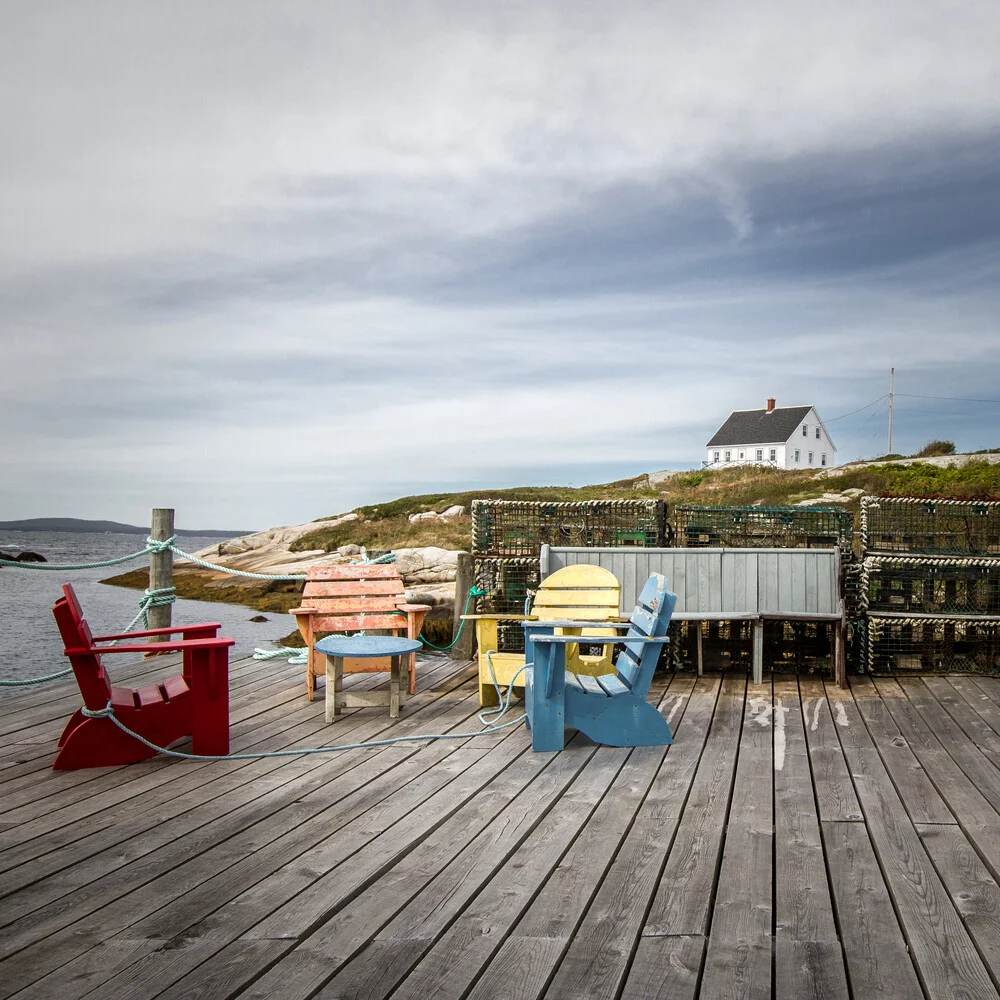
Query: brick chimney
[{"left": 766, "top": 397, "right": 776, "bottom": 413}]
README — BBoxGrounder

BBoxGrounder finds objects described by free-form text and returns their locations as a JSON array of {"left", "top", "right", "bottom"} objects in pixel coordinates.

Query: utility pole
[{"left": 888, "top": 367, "right": 895, "bottom": 455}]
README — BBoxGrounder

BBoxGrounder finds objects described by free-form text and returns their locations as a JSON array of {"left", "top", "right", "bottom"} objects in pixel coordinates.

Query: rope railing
[
  {"left": 0, "top": 529, "right": 427, "bottom": 687},
  {"left": 0, "top": 535, "right": 309, "bottom": 687}
]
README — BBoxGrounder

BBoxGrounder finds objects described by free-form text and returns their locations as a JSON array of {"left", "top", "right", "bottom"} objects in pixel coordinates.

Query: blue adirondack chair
[{"left": 522, "top": 573, "right": 677, "bottom": 752}]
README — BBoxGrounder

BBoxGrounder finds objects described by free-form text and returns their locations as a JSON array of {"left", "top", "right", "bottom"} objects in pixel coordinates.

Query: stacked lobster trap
[
  {"left": 470, "top": 499, "right": 667, "bottom": 654},
  {"left": 859, "top": 496, "right": 1000, "bottom": 674},
  {"left": 672, "top": 504, "right": 854, "bottom": 551}
]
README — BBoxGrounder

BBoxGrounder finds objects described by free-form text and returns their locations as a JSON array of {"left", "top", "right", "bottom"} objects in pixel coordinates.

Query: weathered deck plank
[
  {"left": 773, "top": 677, "right": 849, "bottom": 1000},
  {"left": 3, "top": 662, "right": 1000, "bottom": 999}
]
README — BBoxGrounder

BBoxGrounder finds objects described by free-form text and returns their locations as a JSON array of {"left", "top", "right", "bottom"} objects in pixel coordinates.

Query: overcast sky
[{"left": 2, "top": 1, "right": 999, "bottom": 530}]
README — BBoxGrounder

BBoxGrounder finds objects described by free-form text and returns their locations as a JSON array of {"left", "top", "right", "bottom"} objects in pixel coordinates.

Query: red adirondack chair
[{"left": 51, "top": 583, "right": 234, "bottom": 769}]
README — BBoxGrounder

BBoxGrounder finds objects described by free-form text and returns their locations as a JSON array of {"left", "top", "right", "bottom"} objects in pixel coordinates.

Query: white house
[{"left": 705, "top": 398, "right": 837, "bottom": 471}]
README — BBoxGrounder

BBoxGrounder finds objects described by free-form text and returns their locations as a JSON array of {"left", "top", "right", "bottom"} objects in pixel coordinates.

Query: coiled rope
[{"left": 77, "top": 657, "right": 527, "bottom": 760}]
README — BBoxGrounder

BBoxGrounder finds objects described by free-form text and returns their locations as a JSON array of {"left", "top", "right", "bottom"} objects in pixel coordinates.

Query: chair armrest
[
  {"left": 397, "top": 603, "right": 432, "bottom": 613},
  {"left": 521, "top": 619, "right": 631, "bottom": 631},
  {"left": 90, "top": 623, "right": 222, "bottom": 641},
  {"left": 528, "top": 635, "right": 672, "bottom": 645},
  {"left": 65, "top": 637, "right": 235, "bottom": 655},
  {"left": 462, "top": 614, "right": 534, "bottom": 621}
]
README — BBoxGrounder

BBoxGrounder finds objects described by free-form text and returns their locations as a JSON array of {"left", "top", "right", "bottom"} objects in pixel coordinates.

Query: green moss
[{"left": 102, "top": 568, "right": 304, "bottom": 614}]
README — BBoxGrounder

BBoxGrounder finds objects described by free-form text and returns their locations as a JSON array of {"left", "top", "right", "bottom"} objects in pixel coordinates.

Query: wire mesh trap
[
  {"left": 863, "top": 557, "right": 1000, "bottom": 616},
  {"left": 862, "top": 496, "right": 1000, "bottom": 556},
  {"left": 471, "top": 499, "right": 667, "bottom": 557},
  {"left": 673, "top": 505, "right": 854, "bottom": 552},
  {"left": 863, "top": 615, "right": 1000, "bottom": 674}
]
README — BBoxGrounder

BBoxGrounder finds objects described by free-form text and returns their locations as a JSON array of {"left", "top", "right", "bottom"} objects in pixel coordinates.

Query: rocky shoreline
[{"left": 102, "top": 515, "right": 467, "bottom": 645}]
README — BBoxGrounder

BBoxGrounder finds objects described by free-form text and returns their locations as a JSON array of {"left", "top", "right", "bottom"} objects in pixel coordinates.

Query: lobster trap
[
  {"left": 862, "top": 496, "right": 1000, "bottom": 556},
  {"left": 471, "top": 499, "right": 667, "bottom": 557},
  {"left": 863, "top": 615, "right": 1000, "bottom": 674},
  {"left": 863, "top": 557, "right": 1000, "bottom": 617},
  {"left": 472, "top": 557, "right": 540, "bottom": 617},
  {"left": 673, "top": 505, "right": 854, "bottom": 552}
]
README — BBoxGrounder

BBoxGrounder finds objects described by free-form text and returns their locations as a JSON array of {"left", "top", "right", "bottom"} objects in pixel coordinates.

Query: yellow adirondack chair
[{"left": 465, "top": 564, "right": 621, "bottom": 707}]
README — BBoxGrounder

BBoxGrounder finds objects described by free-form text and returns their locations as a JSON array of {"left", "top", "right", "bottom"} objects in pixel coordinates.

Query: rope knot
[
  {"left": 145, "top": 535, "right": 177, "bottom": 553},
  {"left": 81, "top": 703, "right": 114, "bottom": 720},
  {"left": 141, "top": 586, "right": 177, "bottom": 608}
]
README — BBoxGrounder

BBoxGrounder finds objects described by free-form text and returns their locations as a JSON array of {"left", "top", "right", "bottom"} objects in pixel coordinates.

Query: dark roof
[{"left": 707, "top": 405, "right": 813, "bottom": 447}]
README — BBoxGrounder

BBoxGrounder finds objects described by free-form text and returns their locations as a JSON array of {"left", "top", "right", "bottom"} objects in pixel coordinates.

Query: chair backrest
[
  {"left": 612, "top": 573, "right": 676, "bottom": 699},
  {"left": 299, "top": 564, "right": 410, "bottom": 632},
  {"left": 531, "top": 564, "right": 621, "bottom": 621},
  {"left": 52, "top": 584, "right": 113, "bottom": 710}
]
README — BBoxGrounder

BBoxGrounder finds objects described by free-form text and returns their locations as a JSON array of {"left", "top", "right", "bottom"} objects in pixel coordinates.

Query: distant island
[{"left": 0, "top": 517, "right": 254, "bottom": 538}]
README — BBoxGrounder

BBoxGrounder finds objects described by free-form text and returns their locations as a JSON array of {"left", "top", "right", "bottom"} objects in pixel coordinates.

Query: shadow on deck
[{"left": 2, "top": 651, "right": 1000, "bottom": 1000}]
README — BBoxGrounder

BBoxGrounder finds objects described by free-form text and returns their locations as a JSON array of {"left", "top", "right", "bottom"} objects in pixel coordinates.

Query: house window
[
  {"left": 755, "top": 449, "right": 763, "bottom": 461},
  {"left": 808, "top": 451, "right": 814, "bottom": 464},
  {"left": 769, "top": 448, "right": 776, "bottom": 462},
  {"left": 794, "top": 449, "right": 800, "bottom": 462},
  {"left": 802, "top": 425, "right": 808, "bottom": 437},
  {"left": 815, "top": 427, "right": 820, "bottom": 439},
  {"left": 724, "top": 450, "right": 731, "bottom": 462},
  {"left": 739, "top": 450, "right": 745, "bottom": 460},
  {"left": 713, "top": 451, "right": 720, "bottom": 463},
  {"left": 821, "top": 453, "right": 827, "bottom": 466}
]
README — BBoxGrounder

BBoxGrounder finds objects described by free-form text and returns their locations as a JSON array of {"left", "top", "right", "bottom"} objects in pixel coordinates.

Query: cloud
[{"left": 1, "top": 1, "right": 999, "bottom": 527}]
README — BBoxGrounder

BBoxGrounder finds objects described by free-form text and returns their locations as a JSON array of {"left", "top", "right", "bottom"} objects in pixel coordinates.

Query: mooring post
[
  {"left": 149, "top": 507, "right": 174, "bottom": 640},
  {"left": 452, "top": 551, "right": 475, "bottom": 661}
]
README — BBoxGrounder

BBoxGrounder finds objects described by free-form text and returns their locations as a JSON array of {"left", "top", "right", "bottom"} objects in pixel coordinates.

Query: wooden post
[
  {"left": 452, "top": 551, "right": 475, "bottom": 661},
  {"left": 148, "top": 508, "right": 174, "bottom": 641},
  {"left": 752, "top": 619, "right": 764, "bottom": 685}
]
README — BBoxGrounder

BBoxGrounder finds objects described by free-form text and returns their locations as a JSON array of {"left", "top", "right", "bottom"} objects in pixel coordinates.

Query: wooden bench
[
  {"left": 464, "top": 564, "right": 621, "bottom": 707},
  {"left": 51, "top": 583, "right": 234, "bottom": 769},
  {"left": 289, "top": 564, "right": 431, "bottom": 701}
]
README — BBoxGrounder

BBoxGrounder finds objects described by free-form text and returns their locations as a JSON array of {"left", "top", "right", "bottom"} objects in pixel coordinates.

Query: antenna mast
[{"left": 888, "top": 367, "right": 895, "bottom": 455}]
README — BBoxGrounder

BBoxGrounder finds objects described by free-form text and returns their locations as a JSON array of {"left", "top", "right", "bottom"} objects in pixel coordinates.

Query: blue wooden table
[{"left": 315, "top": 635, "right": 422, "bottom": 722}]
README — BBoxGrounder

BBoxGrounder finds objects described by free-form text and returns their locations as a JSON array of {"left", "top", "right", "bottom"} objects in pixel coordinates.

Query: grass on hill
[{"left": 291, "top": 457, "right": 1000, "bottom": 556}]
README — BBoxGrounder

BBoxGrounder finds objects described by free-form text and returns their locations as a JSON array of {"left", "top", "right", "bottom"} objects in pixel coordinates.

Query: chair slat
[
  {"left": 574, "top": 674, "right": 608, "bottom": 697},
  {"left": 596, "top": 674, "right": 630, "bottom": 697},
  {"left": 303, "top": 580, "right": 405, "bottom": 598},
  {"left": 306, "top": 565, "right": 400, "bottom": 581},
  {"left": 308, "top": 613, "right": 409, "bottom": 632},
  {"left": 299, "top": 597, "right": 403, "bottom": 615}
]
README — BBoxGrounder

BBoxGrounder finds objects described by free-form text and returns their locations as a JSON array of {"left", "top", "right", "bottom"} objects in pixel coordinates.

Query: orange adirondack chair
[
  {"left": 290, "top": 564, "right": 430, "bottom": 700},
  {"left": 51, "top": 583, "right": 234, "bottom": 769}
]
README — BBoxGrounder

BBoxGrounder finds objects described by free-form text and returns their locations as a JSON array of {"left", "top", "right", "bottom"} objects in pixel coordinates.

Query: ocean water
[{"left": 0, "top": 530, "right": 296, "bottom": 692}]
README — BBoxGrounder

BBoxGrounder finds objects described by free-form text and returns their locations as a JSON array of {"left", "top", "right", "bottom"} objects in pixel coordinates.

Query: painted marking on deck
[
  {"left": 809, "top": 697, "right": 822, "bottom": 732},
  {"left": 774, "top": 697, "right": 788, "bottom": 771},
  {"left": 666, "top": 694, "right": 688, "bottom": 727},
  {"left": 749, "top": 697, "right": 772, "bottom": 727},
  {"left": 834, "top": 702, "right": 850, "bottom": 727}
]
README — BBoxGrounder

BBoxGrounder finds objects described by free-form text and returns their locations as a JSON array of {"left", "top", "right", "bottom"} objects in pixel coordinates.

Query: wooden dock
[{"left": 3, "top": 653, "right": 1000, "bottom": 1000}]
